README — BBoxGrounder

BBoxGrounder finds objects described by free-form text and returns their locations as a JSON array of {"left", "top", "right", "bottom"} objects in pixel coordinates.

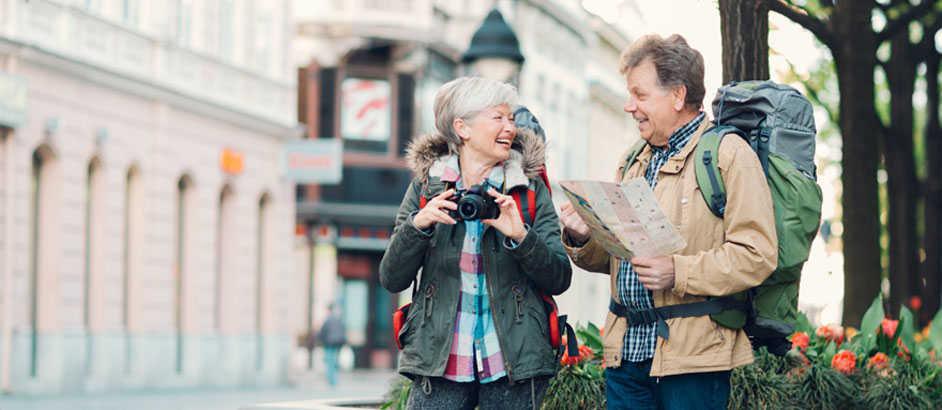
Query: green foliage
[
  {"left": 380, "top": 376, "right": 412, "bottom": 410},
  {"left": 543, "top": 322, "right": 606, "bottom": 410},
  {"left": 542, "top": 363, "right": 606, "bottom": 410},
  {"left": 863, "top": 360, "right": 937, "bottom": 410},
  {"left": 899, "top": 306, "right": 917, "bottom": 354},
  {"left": 931, "top": 309, "right": 942, "bottom": 354},
  {"left": 728, "top": 348, "right": 797, "bottom": 410},
  {"left": 795, "top": 364, "right": 862, "bottom": 410},
  {"left": 860, "top": 296, "right": 886, "bottom": 353}
]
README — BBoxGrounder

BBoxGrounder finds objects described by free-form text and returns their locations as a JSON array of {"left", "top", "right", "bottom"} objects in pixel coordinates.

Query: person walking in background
[
  {"left": 559, "top": 34, "right": 778, "bottom": 409},
  {"left": 318, "top": 302, "right": 346, "bottom": 387},
  {"left": 380, "top": 76, "right": 572, "bottom": 410}
]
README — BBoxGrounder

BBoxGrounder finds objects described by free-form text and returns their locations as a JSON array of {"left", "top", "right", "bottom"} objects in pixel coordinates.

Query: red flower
[
  {"left": 815, "top": 323, "right": 844, "bottom": 345},
  {"left": 880, "top": 318, "right": 899, "bottom": 338},
  {"left": 866, "top": 352, "right": 889, "bottom": 371},
  {"left": 831, "top": 349, "right": 857, "bottom": 376},
  {"left": 909, "top": 296, "right": 922, "bottom": 311},
  {"left": 791, "top": 332, "right": 811, "bottom": 352}
]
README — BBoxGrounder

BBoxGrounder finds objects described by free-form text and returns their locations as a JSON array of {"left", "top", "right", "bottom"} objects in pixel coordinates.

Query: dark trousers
[
  {"left": 606, "top": 359, "right": 731, "bottom": 410},
  {"left": 406, "top": 375, "right": 549, "bottom": 410}
]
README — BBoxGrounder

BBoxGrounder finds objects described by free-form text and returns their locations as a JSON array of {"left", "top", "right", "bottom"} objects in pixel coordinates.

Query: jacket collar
[{"left": 637, "top": 117, "right": 714, "bottom": 175}]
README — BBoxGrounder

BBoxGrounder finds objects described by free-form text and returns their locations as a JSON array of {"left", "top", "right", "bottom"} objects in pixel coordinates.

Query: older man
[{"left": 559, "top": 34, "right": 778, "bottom": 409}]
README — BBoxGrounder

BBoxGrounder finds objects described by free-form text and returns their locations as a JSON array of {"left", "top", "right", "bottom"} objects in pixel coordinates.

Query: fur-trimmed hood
[{"left": 405, "top": 127, "right": 547, "bottom": 190}]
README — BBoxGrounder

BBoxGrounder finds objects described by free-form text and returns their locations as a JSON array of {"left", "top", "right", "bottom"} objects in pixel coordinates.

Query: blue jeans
[
  {"left": 606, "top": 360, "right": 731, "bottom": 410},
  {"left": 323, "top": 346, "right": 340, "bottom": 386}
]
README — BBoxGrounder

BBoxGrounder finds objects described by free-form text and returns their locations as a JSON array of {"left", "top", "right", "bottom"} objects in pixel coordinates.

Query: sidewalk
[{"left": 0, "top": 368, "right": 401, "bottom": 410}]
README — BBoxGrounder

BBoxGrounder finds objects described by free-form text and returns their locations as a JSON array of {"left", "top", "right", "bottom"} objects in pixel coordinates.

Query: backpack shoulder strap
[
  {"left": 694, "top": 125, "right": 743, "bottom": 218},
  {"left": 511, "top": 184, "right": 537, "bottom": 226},
  {"left": 619, "top": 139, "right": 649, "bottom": 181}
]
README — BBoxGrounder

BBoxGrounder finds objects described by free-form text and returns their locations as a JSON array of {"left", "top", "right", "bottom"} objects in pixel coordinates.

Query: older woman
[{"left": 380, "top": 76, "right": 571, "bottom": 409}]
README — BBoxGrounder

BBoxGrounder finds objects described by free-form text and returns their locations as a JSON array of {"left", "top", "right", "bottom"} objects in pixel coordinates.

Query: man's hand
[
  {"left": 631, "top": 255, "right": 675, "bottom": 291},
  {"left": 559, "top": 202, "right": 590, "bottom": 243}
]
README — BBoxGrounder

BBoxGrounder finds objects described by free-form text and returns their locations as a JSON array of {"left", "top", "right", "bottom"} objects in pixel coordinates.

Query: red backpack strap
[{"left": 512, "top": 186, "right": 537, "bottom": 226}]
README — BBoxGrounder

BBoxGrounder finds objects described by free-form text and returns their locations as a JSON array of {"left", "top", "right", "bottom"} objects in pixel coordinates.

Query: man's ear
[
  {"left": 671, "top": 85, "right": 688, "bottom": 111},
  {"left": 454, "top": 118, "right": 470, "bottom": 141}
]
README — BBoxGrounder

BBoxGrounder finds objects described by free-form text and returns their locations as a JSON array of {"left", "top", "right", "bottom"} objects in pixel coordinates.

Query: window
[
  {"left": 28, "top": 146, "right": 60, "bottom": 378},
  {"left": 256, "top": 193, "right": 271, "bottom": 369},
  {"left": 215, "top": 185, "right": 234, "bottom": 330},
  {"left": 174, "top": 175, "right": 192, "bottom": 373},
  {"left": 218, "top": 0, "right": 235, "bottom": 61},
  {"left": 123, "top": 0, "right": 139, "bottom": 26},
  {"left": 123, "top": 166, "right": 141, "bottom": 373},
  {"left": 253, "top": 15, "right": 271, "bottom": 74},
  {"left": 84, "top": 158, "right": 104, "bottom": 374},
  {"left": 28, "top": 151, "right": 42, "bottom": 378},
  {"left": 176, "top": 0, "right": 194, "bottom": 46}
]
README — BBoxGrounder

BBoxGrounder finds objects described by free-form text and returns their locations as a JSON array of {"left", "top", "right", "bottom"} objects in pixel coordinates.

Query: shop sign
[{"left": 283, "top": 139, "right": 343, "bottom": 184}]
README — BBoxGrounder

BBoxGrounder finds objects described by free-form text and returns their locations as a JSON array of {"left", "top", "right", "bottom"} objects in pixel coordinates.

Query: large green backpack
[{"left": 622, "top": 80, "right": 823, "bottom": 355}]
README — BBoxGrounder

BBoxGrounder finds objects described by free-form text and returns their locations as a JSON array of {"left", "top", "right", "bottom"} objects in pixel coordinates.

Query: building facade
[{"left": 0, "top": 0, "right": 299, "bottom": 394}]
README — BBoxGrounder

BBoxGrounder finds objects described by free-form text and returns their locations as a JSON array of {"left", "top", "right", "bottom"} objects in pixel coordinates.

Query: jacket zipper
[{"left": 482, "top": 227, "right": 514, "bottom": 384}]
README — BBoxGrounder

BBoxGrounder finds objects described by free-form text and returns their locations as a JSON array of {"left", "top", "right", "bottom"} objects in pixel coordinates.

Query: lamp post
[{"left": 462, "top": 9, "right": 525, "bottom": 85}]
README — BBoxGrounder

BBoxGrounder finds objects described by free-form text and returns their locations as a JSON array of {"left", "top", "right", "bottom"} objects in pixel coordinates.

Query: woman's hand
[
  {"left": 412, "top": 189, "right": 458, "bottom": 230},
  {"left": 482, "top": 188, "right": 527, "bottom": 242},
  {"left": 559, "top": 202, "right": 590, "bottom": 243}
]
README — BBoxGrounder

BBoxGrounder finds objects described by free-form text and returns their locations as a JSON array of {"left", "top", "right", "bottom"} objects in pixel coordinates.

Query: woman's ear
[{"left": 454, "top": 118, "right": 470, "bottom": 141}]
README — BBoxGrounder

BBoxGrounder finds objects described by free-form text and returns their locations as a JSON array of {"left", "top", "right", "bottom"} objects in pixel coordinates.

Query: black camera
[{"left": 448, "top": 184, "right": 500, "bottom": 221}]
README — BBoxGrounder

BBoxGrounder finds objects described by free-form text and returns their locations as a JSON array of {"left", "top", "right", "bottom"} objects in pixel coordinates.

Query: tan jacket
[{"left": 564, "top": 119, "right": 777, "bottom": 377}]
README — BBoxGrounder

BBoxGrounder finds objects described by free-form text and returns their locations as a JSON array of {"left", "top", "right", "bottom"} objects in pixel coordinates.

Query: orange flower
[
  {"left": 831, "top": 349, "right": 857, "bottom": 376},
  {"left": 791, "top": 332, "right": 811, "bottom": 353},
  {"left": 599, "top": 327, "right": 604, "bottom": 337},
  {"left": 816, "top": 323, "right": 844, "bottom": 345},
  {"left": 866, "top": 352, "right": 889, "bottom": 371},
  {"left": 880, "top": 318, "right": 899, "bottom": 338},
  {"left": 909, "top": 296, "right": 922, "bottom": 311},
  {"left": 845, "top": 327, "right": 858, "bottom": 341}
]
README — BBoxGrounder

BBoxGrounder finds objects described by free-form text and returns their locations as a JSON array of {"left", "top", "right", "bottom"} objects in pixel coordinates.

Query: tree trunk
[
  {"left": 924, "top": 53, "right": 942, "bottom": 320},
  {"left": 884, "top": 31, "right": 920, "bottom": 318},
  {"left": 718, "top": 0, "right": 770, "bottom": 83},
  {"left": 834, "top": 1, "right": 883, "bottom": 327}
]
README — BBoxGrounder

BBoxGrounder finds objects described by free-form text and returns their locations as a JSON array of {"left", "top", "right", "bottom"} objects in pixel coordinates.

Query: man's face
[{"left": 623, "top": 59, "right": 685, "bottom": 147}]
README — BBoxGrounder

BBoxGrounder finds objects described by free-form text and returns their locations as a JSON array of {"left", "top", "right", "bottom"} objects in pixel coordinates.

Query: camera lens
[{"left": 458, "top": 195, "right": 484, "bottom": 220}]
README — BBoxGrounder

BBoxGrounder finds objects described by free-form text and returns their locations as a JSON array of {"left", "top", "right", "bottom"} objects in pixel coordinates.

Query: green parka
[{"left": 380, "top": 129, "right": 572, "bottom": 384}]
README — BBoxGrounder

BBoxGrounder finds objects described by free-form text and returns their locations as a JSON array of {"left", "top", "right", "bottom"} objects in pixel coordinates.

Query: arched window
[
  {"left": 174, "top": 175, "right": 193, "bottom": 374},
  {"left": 28, "top": 146, "right": 60, "bottom": 378},
  {"left": 256, "top": 193, "right": 272, "bottom": 369},
  {"left": 215, "top": 185, "right": 234, "bottom": 331},
  {"left": 123, "top": 166, "right": 141, "bottom": 372},
  {"left": 84, "top": 157, "right": 105, "bottom": 374}
]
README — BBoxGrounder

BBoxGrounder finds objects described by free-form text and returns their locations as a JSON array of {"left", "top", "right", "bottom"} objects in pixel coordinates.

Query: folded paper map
[{"left": 559, "top": 178, "right": 687, "bottom": 260}]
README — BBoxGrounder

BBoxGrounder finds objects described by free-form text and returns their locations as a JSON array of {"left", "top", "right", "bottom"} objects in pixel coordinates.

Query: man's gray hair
[
  {"left": 433, "top": 76, "right": 517, "bottom": 154},
  {"left": 619, "top": 34, "right": 705, "bottom": 112}
]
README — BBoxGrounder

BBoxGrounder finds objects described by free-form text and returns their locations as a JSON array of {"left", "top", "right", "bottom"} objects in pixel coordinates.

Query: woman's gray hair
[{"left": 433, "top": 76, "right": 517, "bottom": 154}]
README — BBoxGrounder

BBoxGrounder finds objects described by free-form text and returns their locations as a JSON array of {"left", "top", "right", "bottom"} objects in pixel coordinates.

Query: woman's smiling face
[{"left": 459, "top": 104, "right": 516, "bottom": 163}]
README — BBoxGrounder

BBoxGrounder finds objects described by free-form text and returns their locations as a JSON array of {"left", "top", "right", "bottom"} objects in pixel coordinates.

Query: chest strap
[{"left": 608, "top": 298, "right": 750, "bottom": 340}]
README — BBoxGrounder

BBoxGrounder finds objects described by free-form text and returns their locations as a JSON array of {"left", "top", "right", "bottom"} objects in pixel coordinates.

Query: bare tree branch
[
  {"left": 770, "top": 0, "right": 837, "bottom": 50},
  {"left": 875, "top": 0, "right": 940, "bottom": 44}
]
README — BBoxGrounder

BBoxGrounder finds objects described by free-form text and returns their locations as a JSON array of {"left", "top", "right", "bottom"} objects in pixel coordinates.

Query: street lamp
[{"left": 462, "top": 9, "right": 525, "bottom": 85}]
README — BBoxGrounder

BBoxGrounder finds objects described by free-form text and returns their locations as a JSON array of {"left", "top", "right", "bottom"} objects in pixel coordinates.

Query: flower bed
[{"left": 382, "top": 296, "right": 942, "bottom": 410}]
